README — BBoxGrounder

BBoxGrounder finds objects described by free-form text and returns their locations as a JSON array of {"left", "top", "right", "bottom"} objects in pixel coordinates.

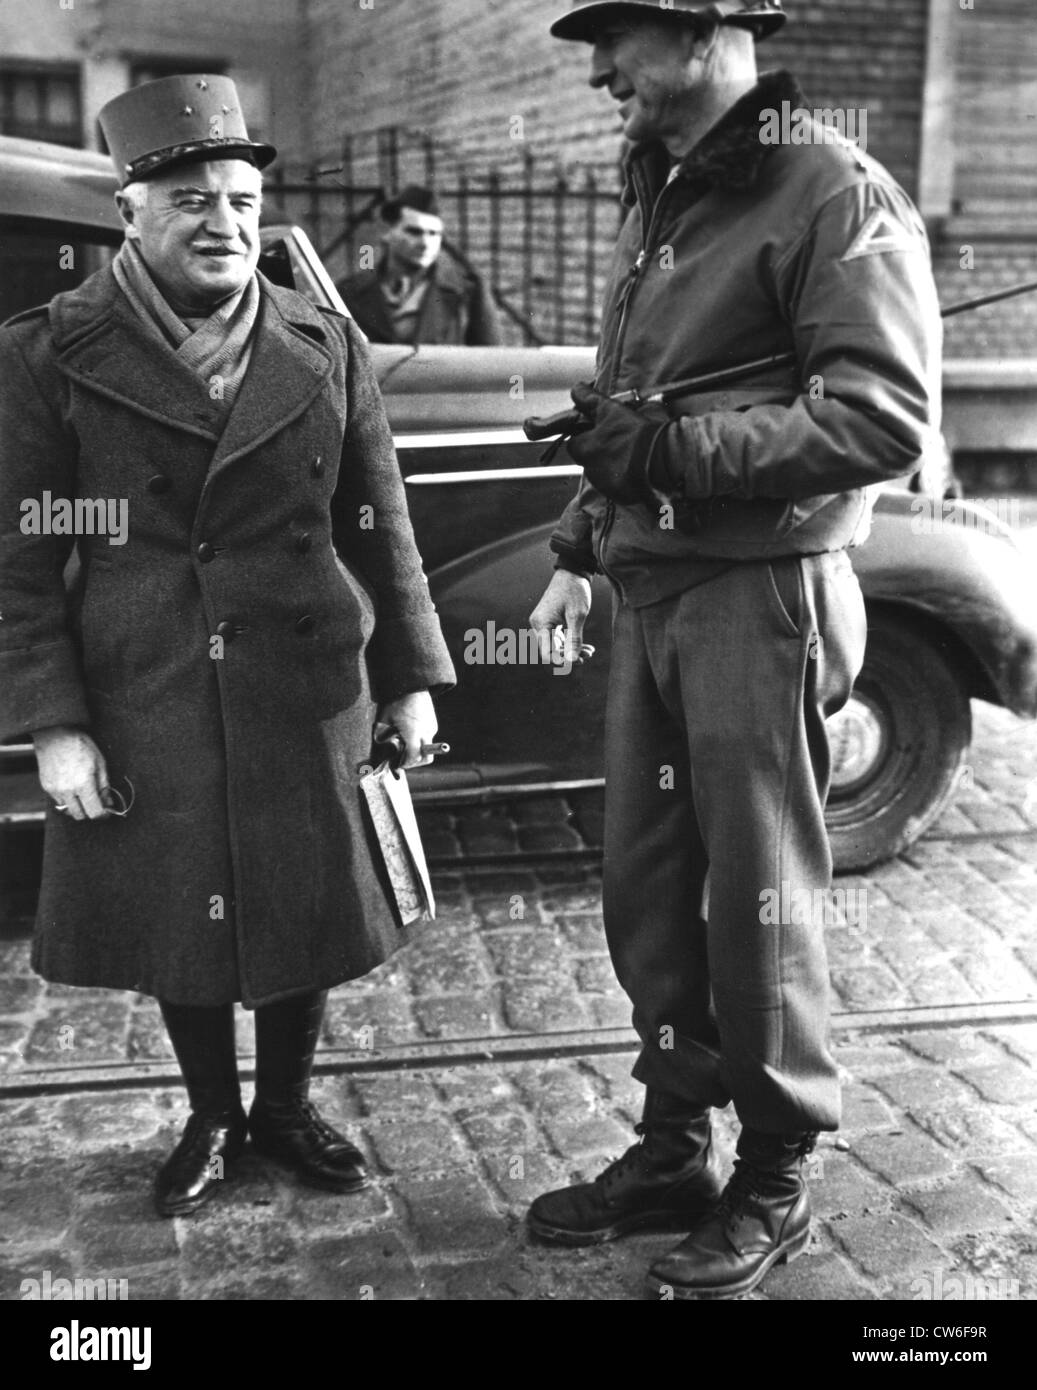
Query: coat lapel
[
  {"left": 50, "top": 267, "right": 337, "bottom": 460},
  {"left": 51, "top": 267, "right": 222, "bottom": 441},
  {"left": 209, "top": 279, "right": 335, "bottom": 468}
]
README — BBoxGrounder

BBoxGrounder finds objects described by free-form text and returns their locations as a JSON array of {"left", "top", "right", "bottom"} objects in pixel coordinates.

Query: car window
[{"left": 259, "top": 225, "right": 349, "bottom": 316}]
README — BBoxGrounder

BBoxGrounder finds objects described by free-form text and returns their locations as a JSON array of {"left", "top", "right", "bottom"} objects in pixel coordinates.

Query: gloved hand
[{"left": 567, "top": 383, "right": 673, "bottom": 505}]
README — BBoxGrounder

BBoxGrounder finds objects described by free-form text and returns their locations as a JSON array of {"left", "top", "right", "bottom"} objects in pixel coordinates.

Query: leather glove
[{"left": 567, "top": 383, "right": 673, "bottom": 505}]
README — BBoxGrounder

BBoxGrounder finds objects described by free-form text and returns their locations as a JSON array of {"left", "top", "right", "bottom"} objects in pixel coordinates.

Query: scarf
[{"left": 112, "top": 237, "right": 260, "bottom": 416}]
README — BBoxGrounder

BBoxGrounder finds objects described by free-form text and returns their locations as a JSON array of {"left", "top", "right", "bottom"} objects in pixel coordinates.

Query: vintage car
[{"left": 1, "top": 133, "right": 1036, "bottom": 876}]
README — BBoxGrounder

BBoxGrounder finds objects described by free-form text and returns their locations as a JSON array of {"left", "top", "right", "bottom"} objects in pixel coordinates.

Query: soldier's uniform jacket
[
  {"left": 551, "top": 70, "right": 944, "bottom": 607},
  {"left": 338, "top": 255, "right": 504, "bottom": 346},
  {"left": 0, "top": 268, "right": 455, "bottom": 1007}
]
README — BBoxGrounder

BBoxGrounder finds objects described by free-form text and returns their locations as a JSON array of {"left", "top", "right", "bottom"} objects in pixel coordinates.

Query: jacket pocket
[{"left": 763, "top": 556, "right": 804, "bottom": 639}]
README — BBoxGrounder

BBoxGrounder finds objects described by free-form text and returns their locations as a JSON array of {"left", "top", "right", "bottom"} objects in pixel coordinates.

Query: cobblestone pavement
[
  {"left": 4, "top": 704, "right": 1035, "bottom": 1071},
  {"left": 0, "top": 703, "right": 1034, "bottom": 1300},
  {"left": 1, "top": 1022, "right": 1036, "bottom": 1302}
]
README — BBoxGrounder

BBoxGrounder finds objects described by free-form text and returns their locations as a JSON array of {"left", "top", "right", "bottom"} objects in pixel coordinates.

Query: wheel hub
[{"left": 827, "top": 693, "right": 887, "bottom": 792}]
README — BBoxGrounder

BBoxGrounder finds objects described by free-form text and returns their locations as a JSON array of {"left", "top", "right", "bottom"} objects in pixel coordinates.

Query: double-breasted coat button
[
  {"left": 312, "top": 456, "right": 324, "bottom": 477},
  {"left": 197, "top": 542, "right": 216, "bottom": 563},
  {"left": 294, "top": 615, "right": 315, "bottom": 635},
  {"left": 295, "top": 532, "right": 312, "bottom": 554},
  {"left": 147, "top": 474, "right": 172, "bottom": 494},
  {"left": 215, "top": 620, "right": 236, "bottom": 642}
]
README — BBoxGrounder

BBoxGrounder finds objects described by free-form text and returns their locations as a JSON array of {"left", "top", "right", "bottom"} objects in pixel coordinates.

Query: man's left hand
[
  {"left": 567, "top": 384, "right": 671, "bottom": 505},
  {"left": 376, "top": 690, "right": 439, "bottom": 769}
]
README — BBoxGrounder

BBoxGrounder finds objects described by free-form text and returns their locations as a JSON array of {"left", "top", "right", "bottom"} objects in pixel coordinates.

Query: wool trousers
[{"left": 602, "top": 550, "right": 867, "bottom": 1133}]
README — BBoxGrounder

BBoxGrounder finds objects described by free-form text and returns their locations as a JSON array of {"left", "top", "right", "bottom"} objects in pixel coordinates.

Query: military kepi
[{"left": 99, "top": 74, "right": 276, "bottom": 186}]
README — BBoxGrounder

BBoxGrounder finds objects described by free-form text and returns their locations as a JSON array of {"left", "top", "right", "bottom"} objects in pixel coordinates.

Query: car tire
[{"left": 825, "top": 612, "right": 972, "bottom": 872}]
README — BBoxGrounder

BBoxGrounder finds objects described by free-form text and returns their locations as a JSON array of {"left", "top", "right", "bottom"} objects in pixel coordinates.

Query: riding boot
[
  {"left": 154, "top": 1000, "right": 247, "bottom": 1217},
  {"left": 645, "top": 1128, "right": 817, "bottom": 1299},
  {"left": 526, "top": 1088, "right": 722, "bottom": 1246},
  {"left": 248, "top": 991, "right": 367, "bottom": 1192}
]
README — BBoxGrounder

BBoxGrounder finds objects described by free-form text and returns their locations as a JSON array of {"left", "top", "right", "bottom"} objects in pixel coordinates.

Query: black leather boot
[
  {"left": 526, "top": 1090, "right": 722, "bottom": 1246},
  {"left": 248, "top": 991, "right": 368, "bottom": 1193},
  {"left": 645, "top": 1128, "right": 817, "bottom": 1299},
  {"left": 154, "top": 1001, "right": 247, "bottom": 1218}
]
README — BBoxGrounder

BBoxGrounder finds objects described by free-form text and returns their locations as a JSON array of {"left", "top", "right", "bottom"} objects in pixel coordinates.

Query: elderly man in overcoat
[{"left": 0, "top": 76, "right": 455, "bottom": 1217}]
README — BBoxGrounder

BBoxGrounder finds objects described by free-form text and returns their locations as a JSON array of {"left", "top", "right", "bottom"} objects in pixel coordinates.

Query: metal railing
[{"left": 266, "top": 126, "right": 625, "bottom": 346}]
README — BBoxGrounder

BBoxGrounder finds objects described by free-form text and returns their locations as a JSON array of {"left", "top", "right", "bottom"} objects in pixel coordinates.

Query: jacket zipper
[
  {"left": 598, "top": 498, "right": 619, "bottom": 589},
  {"left": 598, "top": 168, "right": 677, "bottom": 588},
  {"left": 605, "top": 166, "right": 676, "bottom": 392},
  {"left": 608, "top": 248, "right": 647, "bottom": 391}
]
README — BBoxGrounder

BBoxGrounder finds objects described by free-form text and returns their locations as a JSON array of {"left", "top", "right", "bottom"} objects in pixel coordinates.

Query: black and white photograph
[{"left": 0, "top": 0, "right": 1034, "bottom": 1337}]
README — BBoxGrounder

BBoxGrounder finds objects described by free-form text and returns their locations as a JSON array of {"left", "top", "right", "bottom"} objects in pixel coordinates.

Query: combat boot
[
  {"left": 526, "top": 1090, "right": 721, "bottom": 1246},
  {"left": 645, "top": 1128, "right": 817, "bottom": 1299}
]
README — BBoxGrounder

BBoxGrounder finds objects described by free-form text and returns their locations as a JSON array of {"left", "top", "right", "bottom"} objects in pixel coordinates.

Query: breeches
[{"left": 602, "top": 551, "right": 867, "bottom": 1132}]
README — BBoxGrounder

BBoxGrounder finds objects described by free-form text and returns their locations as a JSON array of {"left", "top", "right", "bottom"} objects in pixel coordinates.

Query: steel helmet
[{"left": 550, "top": 1, "right": 787, "bottom": 43}]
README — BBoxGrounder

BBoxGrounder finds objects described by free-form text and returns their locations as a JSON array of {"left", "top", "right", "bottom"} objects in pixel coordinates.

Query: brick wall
[
  {"left": 301, "top": 0, "right": 928, "bottom": 186},
  {"left": 934, "top": 0, "right": 1037, "bottom": 360},
  {"left": 297, "top": 0, "right": 933, "bottom": 344}
]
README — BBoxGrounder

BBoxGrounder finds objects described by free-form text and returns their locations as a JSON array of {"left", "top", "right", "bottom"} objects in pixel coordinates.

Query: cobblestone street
[{"left": 1, "top": 703, "right": 1035, "bottom": 1302}]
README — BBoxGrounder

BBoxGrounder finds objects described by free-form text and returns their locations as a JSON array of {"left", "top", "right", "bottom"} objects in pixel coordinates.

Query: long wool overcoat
[{"left": 0, "top": 267, "right": 455, "bottom": 1007}]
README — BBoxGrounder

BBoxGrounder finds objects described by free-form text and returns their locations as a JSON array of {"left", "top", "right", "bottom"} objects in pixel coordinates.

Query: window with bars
[{"left": 0, "top": 64, "right": 81, "bottom": 145}]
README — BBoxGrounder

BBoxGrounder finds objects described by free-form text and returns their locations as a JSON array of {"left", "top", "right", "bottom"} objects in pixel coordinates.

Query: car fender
[{"left": 855, "top": 490, "right": 1037, "bottom": 718}]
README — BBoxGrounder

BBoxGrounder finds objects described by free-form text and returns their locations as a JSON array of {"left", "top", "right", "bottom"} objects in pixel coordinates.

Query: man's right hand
[
  {"left": 32, "top": 726, "right": 110, "bottom": 821},
  {"left": 530, "top": 570, "right": 593, "bottom": 667}
]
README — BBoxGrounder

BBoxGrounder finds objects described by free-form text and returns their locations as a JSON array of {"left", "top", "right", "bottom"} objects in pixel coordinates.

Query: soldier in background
[{"left": 337, "top": 185, "right": 503, "bottom": 345}]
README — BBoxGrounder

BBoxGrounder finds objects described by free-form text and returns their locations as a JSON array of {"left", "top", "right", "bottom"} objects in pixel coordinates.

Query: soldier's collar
[{"left": 623, "top": 69, "right": 807, "bottom": 204}]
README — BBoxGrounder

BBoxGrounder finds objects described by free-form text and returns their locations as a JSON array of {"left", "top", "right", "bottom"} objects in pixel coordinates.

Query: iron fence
[{"left": 266, "top": 126, "right": 625, "bottom": 346}]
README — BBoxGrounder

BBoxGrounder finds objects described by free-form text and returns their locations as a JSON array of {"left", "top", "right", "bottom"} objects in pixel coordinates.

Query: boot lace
[
  {"left": 597, "top": 1113, "right": 711, "bottom": 1195},
  {"left": 596, "top": 1123, "right": 652, "bottom": 1193},
  {"left": 719, "top": 1133, "right": 818, "bottom": 1220},
  {"left": 295, "top": 1101, "right": 349, "bottom": 1148},
  {"left": 716, "top": 1159, "right": 762, "bottom": 1220}
]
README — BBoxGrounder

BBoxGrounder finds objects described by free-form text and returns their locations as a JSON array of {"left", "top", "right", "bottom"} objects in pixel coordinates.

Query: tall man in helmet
[{"left": 528, "top": 1, "right": 941, "bottom": 1298}]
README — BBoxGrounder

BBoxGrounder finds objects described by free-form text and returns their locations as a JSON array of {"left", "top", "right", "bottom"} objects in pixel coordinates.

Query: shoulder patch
[{"left": 841, "top": 207, "right": 922, "bottom": 262}]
